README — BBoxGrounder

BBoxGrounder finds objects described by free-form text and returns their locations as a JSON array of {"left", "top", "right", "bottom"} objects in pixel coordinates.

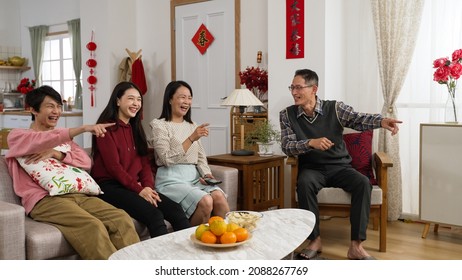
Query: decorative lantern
[{"left": 86, "top": 31, "right": 97, "bottom": 107}]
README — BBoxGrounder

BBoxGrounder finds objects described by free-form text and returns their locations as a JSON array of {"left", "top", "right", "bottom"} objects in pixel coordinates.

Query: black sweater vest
[{"left": 286, "top": 101, "right": 351, "bottom": 167}]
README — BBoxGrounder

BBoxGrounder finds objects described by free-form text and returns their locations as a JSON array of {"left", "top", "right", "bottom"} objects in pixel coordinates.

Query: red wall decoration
[
  {"left": 286, "top": 0, "right": 304, "bottom": 59},
  {"left": 191, "top": 23, "right": 215, "bottom": 55},
  {"left": 86, "top": 31, "right": 97, "bottom": 107}
]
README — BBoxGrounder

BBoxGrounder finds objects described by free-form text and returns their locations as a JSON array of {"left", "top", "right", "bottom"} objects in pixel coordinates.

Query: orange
[
  {"left": 233, "top": 227, "right": 249, "bottom": 242},
  {"left": 195, "top": 224, "right": 209, "bottom": 240},
  {"left": 209, "top": 220, "right": 227, "bottom": 236},
  {"left": 227, "top": 222, "right": 240, "bottom": 232},
  {"left": 208, "top": 216, "right": 224, "bottom": 225},
  {"left": 200, "top": 230, "right": 217, "bottom": 244},
  {"left": 220, "top": 231, "right": 237, "bottom": 244}
]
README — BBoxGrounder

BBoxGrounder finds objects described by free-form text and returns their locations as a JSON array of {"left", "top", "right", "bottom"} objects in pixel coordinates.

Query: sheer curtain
[
  {"left": 397, "top": 0, "right": 462, "bottom": 218},
  {"left": 67, "top": 19, "right": 82, "bottom": 109},
  {"left": 370, "top": 0, "right": 424, "bottom": 220},
  {"left": 28, "top": 25, "right": 49, "bottom": 86}
]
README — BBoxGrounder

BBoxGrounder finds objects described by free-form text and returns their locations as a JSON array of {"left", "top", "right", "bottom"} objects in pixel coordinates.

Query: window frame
[{"left": 41, "top": 32, "right": 78, "bottom": 103}]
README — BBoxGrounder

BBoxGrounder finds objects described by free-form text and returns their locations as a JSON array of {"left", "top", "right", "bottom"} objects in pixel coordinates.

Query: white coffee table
[{"left": 109, "top": 208, "right": 315, "bottom": 260}]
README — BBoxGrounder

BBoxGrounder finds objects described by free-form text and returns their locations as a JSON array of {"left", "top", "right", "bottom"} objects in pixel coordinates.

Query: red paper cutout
[{"left": 191, "top": 23, "right": 215, "bottom": 55}]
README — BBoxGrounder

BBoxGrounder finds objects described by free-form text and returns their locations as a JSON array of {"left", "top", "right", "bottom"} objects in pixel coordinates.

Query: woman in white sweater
[{"left": 149, "top": 81, "right": 229, "bottom": 226}]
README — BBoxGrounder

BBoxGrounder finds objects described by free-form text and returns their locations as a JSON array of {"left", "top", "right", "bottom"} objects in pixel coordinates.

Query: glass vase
[{"left": 444, "top": 93, "right": 461, "bottom": 123}]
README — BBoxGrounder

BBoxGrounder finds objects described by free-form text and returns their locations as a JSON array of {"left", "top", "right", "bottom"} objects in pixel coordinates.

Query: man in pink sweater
[{"left": 6, "top": 85, "right": 140, "bottom": 259}]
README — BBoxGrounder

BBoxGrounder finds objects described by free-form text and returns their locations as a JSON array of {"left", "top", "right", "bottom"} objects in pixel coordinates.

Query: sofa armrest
[
  {"left": 209, "top": 164, "right": 238, "bottom": 211},
  {"left": 373, "top": 152, "right": 393, "bottom": 193},
  {"left": 0, "top": 201, "right": 26, "bottom": 259}
]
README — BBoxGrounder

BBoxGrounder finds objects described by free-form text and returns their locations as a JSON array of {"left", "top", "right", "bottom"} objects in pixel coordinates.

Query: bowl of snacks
[{"left": 225, "top": 211, "right": 263, "bottom": 232}]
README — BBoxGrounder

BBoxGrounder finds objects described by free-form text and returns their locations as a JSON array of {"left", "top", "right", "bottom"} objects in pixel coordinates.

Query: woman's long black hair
[
  {"left": 158, "top": 80, "right": 193, "bottom": 123},
  {"left": 92, "top": 81, "right": 148, "bottom": 156}
]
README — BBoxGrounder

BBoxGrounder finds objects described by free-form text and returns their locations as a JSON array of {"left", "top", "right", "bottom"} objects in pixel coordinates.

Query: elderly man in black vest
[{"left": 279, "top": 69, "right": 401, "bottom": 260}]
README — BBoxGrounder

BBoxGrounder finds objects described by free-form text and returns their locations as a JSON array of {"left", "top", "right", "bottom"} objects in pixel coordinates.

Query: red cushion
[{"left": 343, "top": 130, "right": 377, "bottom": 185}]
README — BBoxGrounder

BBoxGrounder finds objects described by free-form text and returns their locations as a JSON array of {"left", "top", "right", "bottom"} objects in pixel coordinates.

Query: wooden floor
[{"left": 294, "top": 216, "right": 462, "bottom": 260}]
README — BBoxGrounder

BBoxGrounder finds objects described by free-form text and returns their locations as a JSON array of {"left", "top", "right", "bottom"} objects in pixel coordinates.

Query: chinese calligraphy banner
[
  {"left": 286, "top": 0, "right": 304, "bottom": 59},
  {"left": 192, "top": 23, "right": 215, "bottom": 55}
]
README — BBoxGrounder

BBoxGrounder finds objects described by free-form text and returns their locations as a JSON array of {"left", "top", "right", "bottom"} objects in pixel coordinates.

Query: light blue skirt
[{"left": 155, "top": 165, "right": 225, "bottom": 218}]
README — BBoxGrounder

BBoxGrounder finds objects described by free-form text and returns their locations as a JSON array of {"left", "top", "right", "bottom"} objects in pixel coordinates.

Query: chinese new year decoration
[
  {"left": 86, "top": 31, "right": 97, "bottom": 107},
  {"left": 191, "top": 23, "right": 215, "bottom": 55},
  {"left": 286, "top": 0, "right": 304, "bottom": 59}
]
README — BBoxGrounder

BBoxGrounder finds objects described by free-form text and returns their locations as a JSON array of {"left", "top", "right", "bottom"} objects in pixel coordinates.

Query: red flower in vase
[
  {"left": 17, "top": 78, "right": 36, "bottom": 94},
  {"left": 239, "top": 66, "right": 268, "bottom": 102},
  {"left": 433, "top": 49, "right": 462, "bottom": 122}
]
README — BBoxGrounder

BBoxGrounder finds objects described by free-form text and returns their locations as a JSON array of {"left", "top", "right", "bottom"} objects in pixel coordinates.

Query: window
[{"left": 42, "top": 33, "right": 79, "bottom": 102}]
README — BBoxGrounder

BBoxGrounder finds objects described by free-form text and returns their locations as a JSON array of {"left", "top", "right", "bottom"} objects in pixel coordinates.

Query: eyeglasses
[{"left": 288, "top": 85, "right": 313, "bottom": 91}]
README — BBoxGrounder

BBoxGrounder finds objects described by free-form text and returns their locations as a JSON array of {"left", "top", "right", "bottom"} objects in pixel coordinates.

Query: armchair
[{"left": 286, "top": 138, "right": 393, "bottom": 252}]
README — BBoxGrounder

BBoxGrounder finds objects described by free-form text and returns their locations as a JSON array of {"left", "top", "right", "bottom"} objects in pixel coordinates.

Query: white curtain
[
  {"left": 397, "top": 0, "right": 462, "bottom": 218},
  {"left": 370, "top": 0, "right": 424, "bottom": 220}
]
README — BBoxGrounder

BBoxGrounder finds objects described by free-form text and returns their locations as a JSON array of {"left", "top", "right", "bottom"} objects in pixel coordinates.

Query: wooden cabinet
[
  {"left": 419, "top": 123, "right": 462, "bottom": 237},
  {"left": 230, "top": 106, "right": 267, "bottom": 152},
  {"left": 207, "top": 153, "right": 285, "bottom": 211}
]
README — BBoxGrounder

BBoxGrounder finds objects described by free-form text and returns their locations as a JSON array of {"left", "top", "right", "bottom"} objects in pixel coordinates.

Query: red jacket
[
  {"left": 91, "top": 119, "right": 153, "bottom": 193},
  {"left": 132, "top": 58, "right": 147, "bottom": 95}
]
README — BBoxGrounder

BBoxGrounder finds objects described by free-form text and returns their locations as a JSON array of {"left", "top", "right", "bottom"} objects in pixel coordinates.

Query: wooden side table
[{"left": 207, "top": 153, "right": 285, "bottom": 211}]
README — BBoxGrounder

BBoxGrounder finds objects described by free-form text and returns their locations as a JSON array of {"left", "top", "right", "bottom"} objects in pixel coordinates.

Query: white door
[{"left": 175, "top": 0, "right": 235, "bottom": 156}]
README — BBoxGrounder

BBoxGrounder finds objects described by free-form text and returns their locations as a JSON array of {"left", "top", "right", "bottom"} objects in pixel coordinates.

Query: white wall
[
  {"left": 79, "top": 0, "right": 137, "bottom": 147},
  {"left": 19, "top": 0, "right": 80, "bottom": 78},
  {"left": 240, "top": 0, "right": 268, "bottom": 69},
  {"left": 0, "top": 0, "right": 21, "bottom": 48},
  {"left": 10, "top": 0, "right": 383, "bottom": 207}
]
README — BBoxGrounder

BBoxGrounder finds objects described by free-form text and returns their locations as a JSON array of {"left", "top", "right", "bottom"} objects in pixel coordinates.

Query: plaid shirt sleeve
[
  {"left": 279, "top": 109, "right": 313, "bottom": 156},
  {"left": 336, "top": 101, "right": 383, "bottom": 130}
]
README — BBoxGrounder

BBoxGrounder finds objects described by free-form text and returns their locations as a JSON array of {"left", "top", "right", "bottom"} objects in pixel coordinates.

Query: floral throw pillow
[
  {"left": 17, "top": 143, "right": 103, "bottom": 196},
  {"left": 343, "top": 130, "right": 377, "bottom": 185}
]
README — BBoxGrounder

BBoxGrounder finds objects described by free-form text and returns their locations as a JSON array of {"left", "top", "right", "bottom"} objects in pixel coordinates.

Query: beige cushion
[{"left": 317, "top": 185, "right": 382, "bottom": 205}]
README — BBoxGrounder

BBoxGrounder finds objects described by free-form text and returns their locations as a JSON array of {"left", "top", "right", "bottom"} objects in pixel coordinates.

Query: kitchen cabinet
[
  {"left": 0, "top": 65, "right": 31, "bottom": 111},
  {"left": 419, "top": 123, "right": 462, "bottom": 237}
]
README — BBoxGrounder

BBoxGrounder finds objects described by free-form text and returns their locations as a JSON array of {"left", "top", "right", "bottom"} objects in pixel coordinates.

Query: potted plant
[{"left": 245, "top": 120, "right": 280, "bottom": 156}]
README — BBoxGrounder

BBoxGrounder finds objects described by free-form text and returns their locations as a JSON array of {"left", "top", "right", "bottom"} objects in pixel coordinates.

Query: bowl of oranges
[{"left": 191, "top": 216, "right": 251, "bottom": 248}]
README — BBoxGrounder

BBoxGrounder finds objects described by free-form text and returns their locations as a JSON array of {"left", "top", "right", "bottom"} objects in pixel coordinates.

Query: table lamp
[{"left": 221, "top": 88, "right": 264, "bottom": 156}]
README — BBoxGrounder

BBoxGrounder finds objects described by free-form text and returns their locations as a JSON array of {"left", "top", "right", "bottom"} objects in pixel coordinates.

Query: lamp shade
[{"left": 221, "top": 89, "right": 264, "bottom": 107}]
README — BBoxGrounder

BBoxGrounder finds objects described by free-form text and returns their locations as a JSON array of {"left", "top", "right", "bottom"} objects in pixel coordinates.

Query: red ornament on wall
[
  {"left": 87, "top": 75, "right": 97, "bottom": 84},
  {"left": 86, "top": 58, "right": 97, "bottom": 68},
  {"left": 286, "top": 0, "right": 304, "bottom": 59},
  {"left": 191, "top": 23, "right": 215, "bottom": 55},
  {"left": 87, "top": 31, "right": 97, "bottom": 107}
]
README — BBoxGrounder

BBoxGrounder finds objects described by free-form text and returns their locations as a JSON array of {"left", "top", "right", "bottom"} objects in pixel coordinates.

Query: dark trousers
[
  {"left": 296, "top": 164, "right": 371, "bottom": 241},
  {"left": 99, "top": 180, "right": 190, "bottom": 238}
]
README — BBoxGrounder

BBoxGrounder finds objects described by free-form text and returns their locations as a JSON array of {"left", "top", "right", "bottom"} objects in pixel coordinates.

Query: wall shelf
[{"left": 0, "top": 66, "right": 31, "bottom": 71}]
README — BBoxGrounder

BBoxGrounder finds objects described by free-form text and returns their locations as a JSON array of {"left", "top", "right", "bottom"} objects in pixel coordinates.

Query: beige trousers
[{"left": 30, "top": 194, "right": 140, "bottom": 259}]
